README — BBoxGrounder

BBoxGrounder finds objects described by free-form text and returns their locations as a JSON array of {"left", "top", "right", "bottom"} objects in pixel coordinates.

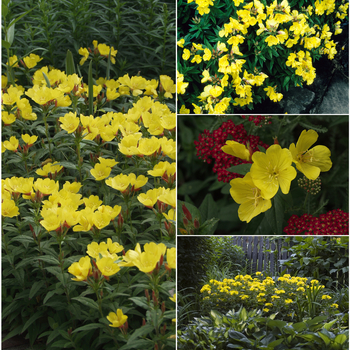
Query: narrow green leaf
[
  {"left": 88, "top": 60, "right": 93, "bottom": 116},
  {"left": 126, "top": 325, "right": 154, "bottom": 344},
  {"left": 42, "top": 72, "right": 52, "bottom": 88},
  {"left": 29, "top": 280, "right": 46, "bottom": 299},
  {"left": 6, "top": 19, "right": 15, "bottom": 46},
  {"left": 226, "top": 163, "right": 251, "bottom": 175},
  {"left": 72, "top": 323, "right": 104, "bottom": 333},
  {"left": 65, "top": 49, "right": 75, "bottom": 75},
  {"left": 72, "top": 296, "right": 99, "bottom": 310}
]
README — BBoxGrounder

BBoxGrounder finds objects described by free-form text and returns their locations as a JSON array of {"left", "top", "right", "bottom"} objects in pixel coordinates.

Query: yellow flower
[
  {"left": 106, "top": 174, "right": 130, "bottom": 192},
  {"left": 251, "top": 145, "right": 297, "bottom": 199},
  {"left": 92, "top": 211, "right": 111, "bottom": 230},
  {"left": 169, "top": 293, "right": 176, "bottom": 302},
  {"left": 167, "top": 247, "right": 176, "bottom": 269},
  {"left": 138, "top": 188, "right": 162, "bottom": 208},
  {"left": 330, "top": 303, "right": 338, "bottom": 308},
  {"left": 2, "top": 198, "right": 20, "bottom": 217},
  {"left": 2, "top": 111, "right": 16, "bottom": 125},
  {"left": 229, "top": 172, "right": 272, "bottom": 223},
  {"left": 83, "top": 195, "right": 103, "bottom": 210},
  {"left": 3, "top": 136, "right": 19, "bottom": 151},
  {"left": 222, "top": 140, "right": 250, "bottom": 161},
  {"left": 137, "top": 137, "right": 160, "bottom": 156},
  {"left": 96, "top": 257, "right": 120, "bottom": 276},
  {"left": 158, "top": 188, "right": 176, "bottom": 208},
  {"left": 22, "top": 53, "right": 43, "bottom": 69},
  {"left": 107, "top": 309, "right": 127, "bottom": 328},
  {"left": 68, "top": 256, "right": 92, "bottom": 281},
  {"left": 289, "top": 129, "right": 332, "bottom": 180},
  {"left": 21, "top": 134, "right": 38, "bottom": 146},
  {"left": 79, "top": 47, "right": 89, "bottom": 65},
  {"left": 160, "top": 75, "right": 176, "bottom": 99},
  {"left": 34, "top": 178, "right": 59, "bottom": 195},
  {"left": 59, "top": 112, "right": 80, "bottom": 134},
  {"left": 90, "top": 163, "right": 112, "bottom": 181},
  {"left": 177, "top": 38, "right": 185, "bottom": 47},
  {"left": 322, "top": 295, "right": 332, "bottom": 300},
  {"left": 203, "top": 48, "right": 212, "bottom": 61},
  {"left": 264, "top": 86, "right": 283, "bottom": 102},
  {"left": 179, "top": 105, "right": 190, "bottom": 114}
]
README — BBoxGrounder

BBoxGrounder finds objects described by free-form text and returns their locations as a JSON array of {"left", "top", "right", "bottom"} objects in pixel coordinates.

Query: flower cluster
[
  {"left": 2, "top": 40, "right": 176, "bottom": 347},
  {"left": 227, "top": 128, "right": 332, "bottom": 223},
  {"left": 241, "top": 115, "right": 272, "bottom": 127},
  {"left": 178, "top": 0, "right": 348, "bottom": 113},
  {"left": 297, "top": 175, "right": 322, "bottom": 195},
  {"left": 194, "top": 119, "right": 269, "bottom": 182},
  {"left": 200, "top": 273, "right": 337, "bottom": 320},
  {"left": 284, "top": 209, "right": 349, "bottom": 235}
]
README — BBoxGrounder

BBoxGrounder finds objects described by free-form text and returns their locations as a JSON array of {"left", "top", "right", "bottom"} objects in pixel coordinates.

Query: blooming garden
[
  {"left": 177, "top": 0, "right": 349, "bottom": 114},
  {"left": 177, "top": 236, "right": 349, "bottom": 349},
  {"left": 2, "top": 0, "right": 176, "bottom": 349}
]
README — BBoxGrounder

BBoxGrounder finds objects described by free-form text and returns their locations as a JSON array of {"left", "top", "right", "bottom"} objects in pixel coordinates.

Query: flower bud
[{"left": 182, "top": 204, "right": 192, "bottom": 221}]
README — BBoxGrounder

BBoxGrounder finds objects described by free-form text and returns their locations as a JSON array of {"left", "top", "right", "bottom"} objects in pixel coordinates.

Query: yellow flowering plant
[
  {"left": 177, "top": 0, "right": 348, "bottom": 113},
  {"left": 200, "top": 273, "right": 339, "bottom": 322},
  {"left": 2, "top": 41, "right": 176, "bottom": 348}
]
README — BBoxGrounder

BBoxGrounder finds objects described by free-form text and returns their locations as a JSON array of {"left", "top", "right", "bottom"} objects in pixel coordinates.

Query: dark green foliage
[
  {"left": 177, "top": 237, "right": 211, "bottom": 292},
  {"left": 3, "top": 0, "right": 175, "bottom": 79},
  {"left": 280, "top": 237, "right": 349, "bottom": 289},
  {"left": 178, "top": 307, "right": 349, "bottom": 350}
]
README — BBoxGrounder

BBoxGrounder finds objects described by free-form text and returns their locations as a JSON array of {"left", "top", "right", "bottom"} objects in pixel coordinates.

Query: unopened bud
[
  {"left": 182, "top": 204, "right": 192, "bottom": 221},
  {"left": 194, "top": 219, "right": 200, "bottom": 229}
]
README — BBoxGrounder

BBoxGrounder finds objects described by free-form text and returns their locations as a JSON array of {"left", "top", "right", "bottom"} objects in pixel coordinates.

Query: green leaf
[
  {"left": 65, "top": 49, "right": 76, "bottom": 75},
  {"left": 2, "top": 39, "right": 11, "bottom": 49},
  {"left": 129, "top": 296, "right": 149, "bottom": 309},
  {"left": 72, "top": 323, "right": 104, "bottom": 333},
  {"left": 119, "top": 339, "right": 153, "bottom": 350},
  {"left": 199, "top": 194, "right": 219, "bottom": 222},
  {"left": 88, "top": 60, "right": 93, "bottom": 116},
  {"left": 72, "top": 296, "right": 99, "bottom": 311},
  {"left": 22, "top": 310, "right": 45, "bottom": 333},
  {"left": 126, "top": 325, "right": 154, "bottom": 344},
  {"left": 42, "top": 71, "right": 52, "bottom": 88},
  {"left": 334, "top": 333, "right": 347, "bottom": 345},
  {"left": 29, "top": 280, "right": 46, "bottom": 299},
  {"left": 226, "top": 163, "right": 251, "bottom": 175},
  {"left": 6, "top": 19, "right": 15, "bottom": 46}
]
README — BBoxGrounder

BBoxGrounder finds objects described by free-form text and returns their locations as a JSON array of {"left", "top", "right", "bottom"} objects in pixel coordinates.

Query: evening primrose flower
[
  {"left": 79, "top": 47, "right": 90, "bottom": 65},
  {"left": 96, "top": 257, "right": 120, "bottom": 276},
  {"left": 21, "top": 134, "right": 38, "bottom": 146},
  {"left": 166, "top": 247, "right": 176, "bottom": 269},
  {"left": 2, "top": 199, "right": 20, "bottom": 217},
  {"left": 222, "top": 140, "right": 251, "bottom": 161},
  {"left": 3, "top": 136, "right": 19, "bottom": 151},
  {"left": 229, "top": 172, "right": 272, "bottom": 223},
  {"left": 289, "top": 129, "right": 332, "bottom": 180},
  {"left": 22, "top": 54, "right": 43, "bottom": 69},
  {"left": 107, "top": 309, "right": 128, "bottom": 328},
  {"left": 251, "top": 145, "right": 297, "bottom": 199},
  {"left": 90, "top": 163, "right": 112, "bottom": 181},
  {"left": 68, "top": 256, "right": 92, "bottom": 281}
]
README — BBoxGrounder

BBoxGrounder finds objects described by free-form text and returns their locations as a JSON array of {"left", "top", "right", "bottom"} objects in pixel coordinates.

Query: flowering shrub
[
  {"left": 200, "top": 273, "right": 340, "bottom": 321},
  {"left": 177, "top": 0, "right": 348, "bottom": 113},
  {"left": 2, "top": 42, "right": 176, "bottom": 349}
]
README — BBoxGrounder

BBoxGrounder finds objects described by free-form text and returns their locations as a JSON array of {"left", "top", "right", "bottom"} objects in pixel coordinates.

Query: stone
[{"left": 311, "top": 71, "right": 349, "bottom": 114}]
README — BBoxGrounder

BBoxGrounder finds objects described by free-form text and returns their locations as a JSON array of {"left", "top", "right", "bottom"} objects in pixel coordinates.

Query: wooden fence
[{"left": 230, "top": 236, "right": 293, "bottom": 276}]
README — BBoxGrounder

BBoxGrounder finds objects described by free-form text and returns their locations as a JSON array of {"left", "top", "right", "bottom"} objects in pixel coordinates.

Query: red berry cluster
[
  {"left": 284, "top": 209, "right": 349, "bottom": 235},
  {"left": 194, "top": 120, "right": 269, "bottom": 182},
  {"left": 241, "top": 115, "right": 272, "bottom": 127}
]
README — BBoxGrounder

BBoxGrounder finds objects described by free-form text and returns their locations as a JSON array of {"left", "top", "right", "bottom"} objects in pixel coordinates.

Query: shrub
[
  {"left": 2, "top": 41, "right": 176, "bottom": 348},
  {"left": 280, "top": 236, "right": 349, "bottom": 288},
  {"left": 178, "top": 307, "right": 349, "bottom": 350},
  {"left": 200, "top": 273, "right": 342, "bottom": 322}
]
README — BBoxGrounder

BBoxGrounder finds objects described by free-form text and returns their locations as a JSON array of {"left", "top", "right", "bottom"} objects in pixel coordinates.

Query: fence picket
[{"left": 231, "top": 237, "right": 291, "bottom": 276}]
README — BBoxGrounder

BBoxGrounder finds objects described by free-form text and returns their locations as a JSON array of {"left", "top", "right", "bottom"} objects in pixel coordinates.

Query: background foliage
[{"left": 3, "top": 0, "right": 175, "bottom": 79}]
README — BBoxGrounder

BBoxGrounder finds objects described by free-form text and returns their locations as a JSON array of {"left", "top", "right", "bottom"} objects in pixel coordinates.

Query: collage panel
[
  {"left": 2, "top": 1, "right": 176, "bottom": 349},
  {"left": 177, "top": 115, "right": 349, "bottom": 235},
  {"left": 177, "top": 0, "right": 349, "bottom": 115},
  {"left": 177, "top": 236, "right": 349, "bottom": 349}
]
